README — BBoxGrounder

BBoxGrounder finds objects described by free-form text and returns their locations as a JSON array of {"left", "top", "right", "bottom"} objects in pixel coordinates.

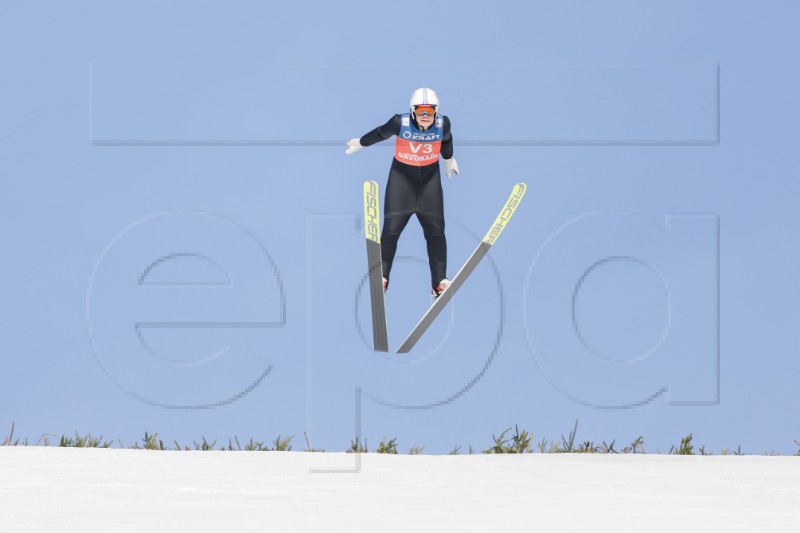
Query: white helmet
[{"left": 410, "top": 87, "right": 439, "bottom": 120}]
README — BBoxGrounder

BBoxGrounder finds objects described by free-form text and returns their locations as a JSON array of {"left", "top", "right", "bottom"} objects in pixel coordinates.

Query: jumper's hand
[
  {"left": 345, "top": 138, "right": 363, "bottom": 155},
  {"left": 443, "top": 157, "right": 459, "bottom": 178}
]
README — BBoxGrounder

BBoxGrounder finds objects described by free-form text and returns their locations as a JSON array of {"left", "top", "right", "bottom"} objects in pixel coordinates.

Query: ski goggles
[{"left": 414, "top": 105, "right": 436, "bottom": 116}]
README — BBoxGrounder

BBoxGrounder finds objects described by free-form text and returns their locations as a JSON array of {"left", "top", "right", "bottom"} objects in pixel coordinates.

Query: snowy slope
[{"left": 1, "top": 448, "right": 798, "bottom": 532}]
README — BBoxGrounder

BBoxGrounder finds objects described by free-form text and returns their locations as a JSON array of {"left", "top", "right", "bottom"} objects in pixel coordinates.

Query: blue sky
[{"left": 2, "top": 1, "right": 799, "bottom": 454}]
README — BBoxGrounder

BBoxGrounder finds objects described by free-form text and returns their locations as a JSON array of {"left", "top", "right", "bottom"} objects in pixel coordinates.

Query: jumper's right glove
[
  {"left": 443, "top": 157, "right": 459, "bottom": 178},
  {"left": 345, "top": 138, "right": 363, "bottom": 155}
]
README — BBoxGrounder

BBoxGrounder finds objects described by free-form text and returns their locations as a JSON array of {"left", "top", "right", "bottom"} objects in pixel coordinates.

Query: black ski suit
[{"left": 359, "top": 114, "right": 454, "bottom": 290}]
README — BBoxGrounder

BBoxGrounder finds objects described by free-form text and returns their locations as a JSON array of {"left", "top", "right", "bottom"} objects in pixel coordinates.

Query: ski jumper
[{"left": 359, "top": 113, "right": 454, "bottom": 290}]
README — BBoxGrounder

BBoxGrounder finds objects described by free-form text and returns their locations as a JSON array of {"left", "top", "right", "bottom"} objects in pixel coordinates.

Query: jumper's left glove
[{"left": 443, "top": 157, "right": 459, "bottom": 178}]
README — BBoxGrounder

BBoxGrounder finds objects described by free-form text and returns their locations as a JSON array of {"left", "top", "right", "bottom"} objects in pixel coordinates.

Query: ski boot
[{"left": 432, "top": 278, "right": 451, "bottom": 299}]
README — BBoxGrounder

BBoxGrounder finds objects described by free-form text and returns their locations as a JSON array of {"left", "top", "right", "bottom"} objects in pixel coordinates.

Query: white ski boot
[{"left": 432, "top": 278, "right": 451, "bottom": 298}]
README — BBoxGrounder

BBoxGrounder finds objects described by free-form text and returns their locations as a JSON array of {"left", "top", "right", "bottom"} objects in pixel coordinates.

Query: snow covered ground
[{"left": 1, "top": 447, "right": 798, "bottom": 532}]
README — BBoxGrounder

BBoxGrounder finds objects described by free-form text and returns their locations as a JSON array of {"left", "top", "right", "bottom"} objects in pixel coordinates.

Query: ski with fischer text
[
  {"left": 363, "top": 180, "right": 389, "bottom": 352},
  {"left": 396, "top": 182, "right": 527, "bottom": 354}
]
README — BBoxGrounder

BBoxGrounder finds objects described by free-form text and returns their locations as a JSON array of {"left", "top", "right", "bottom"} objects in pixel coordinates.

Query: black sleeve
[
  {"left": 359, "top": 115, "right": 402, "bottom": 147},
  {"left": 440, "top": 116, "right": 454, "bottom": 160}
]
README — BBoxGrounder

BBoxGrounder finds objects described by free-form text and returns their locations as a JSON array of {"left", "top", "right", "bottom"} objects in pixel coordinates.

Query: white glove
[
  {"left": 345, "top": 138, "right": 363, "bottom": 155},
  {"left": 443, "top": 157, "right": 459, "bottom": 178}
]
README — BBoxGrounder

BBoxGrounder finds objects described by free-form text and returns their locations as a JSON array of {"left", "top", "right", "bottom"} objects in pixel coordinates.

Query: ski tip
[
  {"left": 363, "top": 180, "right": 381, "bottom": 244},
  {"left": 482, "top": 183, "right": 527, "bottom": 245}
]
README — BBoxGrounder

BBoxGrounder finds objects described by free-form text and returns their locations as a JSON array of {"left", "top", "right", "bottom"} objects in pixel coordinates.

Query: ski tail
[
  {"left": 364, "top": 180, "right": 389, "bottom": 352},
  {"left": 396, "top": 183, "right": 526, "bottom": 353}
]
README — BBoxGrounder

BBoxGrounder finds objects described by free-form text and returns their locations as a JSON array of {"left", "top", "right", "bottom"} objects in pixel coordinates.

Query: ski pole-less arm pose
[{"left": 345, "top": 88, "right": 459, "bottom": 297}]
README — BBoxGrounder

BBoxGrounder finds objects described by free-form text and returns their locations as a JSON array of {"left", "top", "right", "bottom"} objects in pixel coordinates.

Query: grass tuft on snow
[{"left": 5, "top": 419, "right": 800, "bottom": 456}]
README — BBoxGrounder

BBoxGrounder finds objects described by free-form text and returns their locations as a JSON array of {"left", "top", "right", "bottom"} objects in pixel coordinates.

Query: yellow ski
[
  {"left": 396, "top": 183, "right": 527, "bottom": 353},
  {"left": 363, "top": 180, "right": 389, "bottom": 351}
]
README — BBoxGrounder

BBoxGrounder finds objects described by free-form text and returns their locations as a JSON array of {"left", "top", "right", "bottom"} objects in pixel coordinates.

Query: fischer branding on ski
[
  {"left": 396, "top": 183, "right": 527, "bottom": 354},
  {"left": 363, "top": 180, "right": 389, "bottom": 352}
]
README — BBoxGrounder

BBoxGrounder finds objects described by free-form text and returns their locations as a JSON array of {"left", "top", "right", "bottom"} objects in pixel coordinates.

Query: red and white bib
[{"left": 394, "top": 113, "right": 444, "bottom": 166}]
